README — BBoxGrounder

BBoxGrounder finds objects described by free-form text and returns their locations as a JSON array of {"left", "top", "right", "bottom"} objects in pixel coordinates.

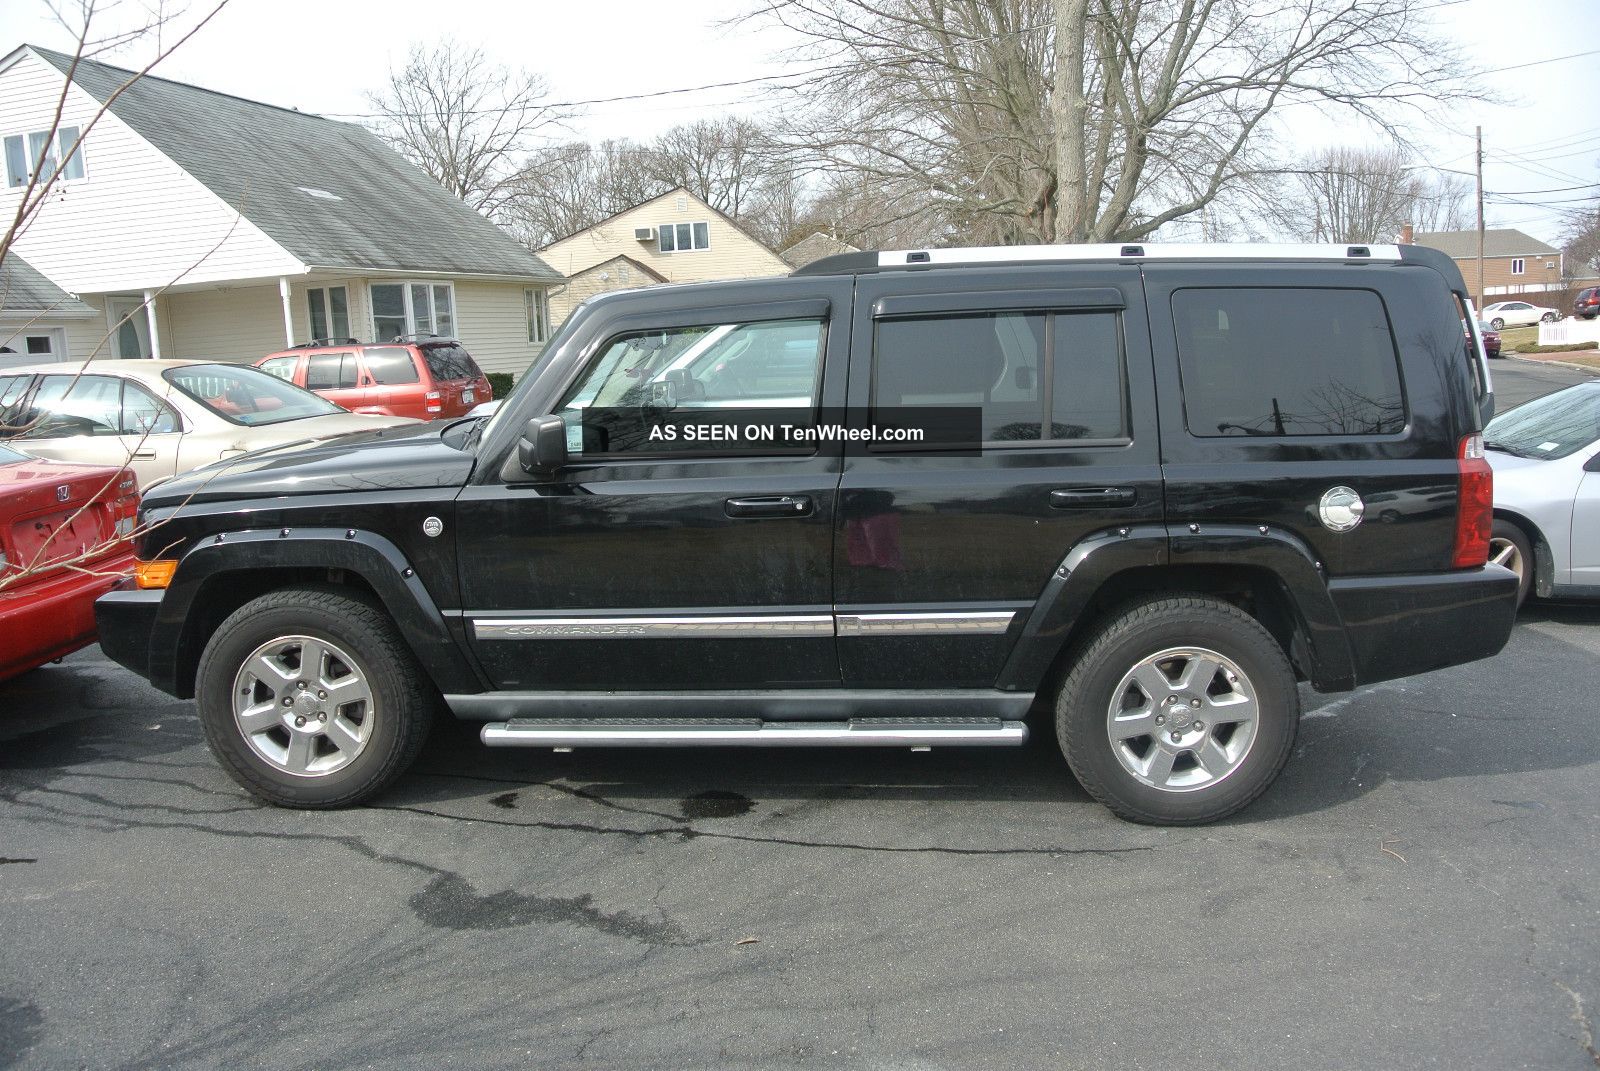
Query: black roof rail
[
  {"left": 291, "top": 337, "right": 361, "bottom": 348},
  {"left": 389, "top": 332, "right": 458, "bottom": 344}
]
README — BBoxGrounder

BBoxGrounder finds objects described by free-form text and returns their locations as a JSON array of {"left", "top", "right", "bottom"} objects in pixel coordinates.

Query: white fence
[{"left": 1537, "top": 319, "right": 1600, "bottom": 346}]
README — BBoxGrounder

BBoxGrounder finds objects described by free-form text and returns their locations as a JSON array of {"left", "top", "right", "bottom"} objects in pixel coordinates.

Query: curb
[{"left": 1501, "top": 353, "right": 1600, "bottom": 376}]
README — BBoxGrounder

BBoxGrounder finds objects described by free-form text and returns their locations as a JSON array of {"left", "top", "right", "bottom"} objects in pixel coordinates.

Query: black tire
[
  {"left": 1490, "top": 317, "right": 1505, "bottom": 330},
  {"left": 1056, "top": 595, "right": 1299, "bottom": 825},
  {"left": 1490, "top": 519, "right": 1534, "bottom": 609},
  {"left": 195, "top": 586, "right": 435, "bottom": 808}
]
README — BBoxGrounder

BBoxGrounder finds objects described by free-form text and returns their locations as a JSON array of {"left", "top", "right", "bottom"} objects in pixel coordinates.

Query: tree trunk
[{"left": 1052, "top": 0, "right": 1090, "bottom": 243}]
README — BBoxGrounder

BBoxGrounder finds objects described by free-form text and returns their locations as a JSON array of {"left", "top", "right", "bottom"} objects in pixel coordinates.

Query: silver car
[
  {"left": 0, "top": 360, "right": 419, "bottom": 488},
  {"left": 1484, "top": 381, "right": 1600, "bottom": 606}
]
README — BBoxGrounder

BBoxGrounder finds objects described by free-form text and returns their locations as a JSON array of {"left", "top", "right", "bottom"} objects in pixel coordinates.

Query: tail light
[
  {"left": 1453, "top": 433, "right": 1493, "bottom": 568},
  {"left": 425, "top": 390, "right": 442, "bottom": 414}
]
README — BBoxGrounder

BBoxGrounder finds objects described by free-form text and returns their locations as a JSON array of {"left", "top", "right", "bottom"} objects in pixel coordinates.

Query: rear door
[
  {"left": 305, "top": 351, "right": 366, "bottom": 412},
  {"left": 836, "top": 266, "right": 1162, "bottom": 687},
  {"left": 1144, "top": 264, "right": 1461, "bottom": 578}
]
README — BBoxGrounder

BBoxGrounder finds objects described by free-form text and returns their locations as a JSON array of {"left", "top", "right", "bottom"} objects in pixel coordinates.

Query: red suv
[
  {"left": 256, "top": 336, "right": 492, "bottom": 420},
  {"left": 1574, "top": 287, "right": 1600, "bottom": 320}
]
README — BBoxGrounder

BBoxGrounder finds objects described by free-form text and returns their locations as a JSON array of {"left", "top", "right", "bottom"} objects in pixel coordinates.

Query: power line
[
  {"left": 1477, "top": 48, "right": 1600, "bottom": 76},
  {"left": 1486, "top": 182, "right": 1600, "bottom": 195}
]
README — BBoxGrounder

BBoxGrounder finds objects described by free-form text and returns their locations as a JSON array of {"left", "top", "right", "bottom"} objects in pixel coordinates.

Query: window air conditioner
[{"left": 634, "top": 227, "right": 655, "bottom": 241}]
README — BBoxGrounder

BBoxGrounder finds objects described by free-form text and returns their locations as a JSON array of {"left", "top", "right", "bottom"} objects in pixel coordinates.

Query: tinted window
[
  {"left": 873, "top": 310, "right": 1125, "bottom": 443},
  {"left": 420, "top": 343, "right": 480, "bottom": 382},
  {"left": 1173, "top": 288, "right": 1405, "bottom": 437},
  {"left": 306, "top": 353, "right": 357, "bottom": 391},
  {"left": 363, "top": 347, "right": 420, "bottom": 385},
  {"left": 163, "top": 364, "right": 342, "bottom": 426}
]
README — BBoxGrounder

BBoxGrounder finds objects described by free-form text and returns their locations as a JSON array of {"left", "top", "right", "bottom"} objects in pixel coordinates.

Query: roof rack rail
[
  {"left": 793, "top": 242, "right": 1406, "bottom": 276},
  {"left": 291, "top": 336, "right": 362, "bottom": 348},
  {"left": 389, "top": 332, "right": 457, "bottom": 344}
]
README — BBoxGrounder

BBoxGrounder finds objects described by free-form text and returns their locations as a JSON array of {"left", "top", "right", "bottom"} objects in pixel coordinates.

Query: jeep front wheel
[
  {"left": 1056, "top": 595, "right": 1299, "bottom": 825},
  {"left": 195, "top": 586, "right": 434, "bottom": 808}
]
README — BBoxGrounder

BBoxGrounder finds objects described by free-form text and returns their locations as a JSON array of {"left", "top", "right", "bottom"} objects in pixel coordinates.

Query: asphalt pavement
[{"left": 1, "top": 358, "right": 1596, "bottom": 1071}]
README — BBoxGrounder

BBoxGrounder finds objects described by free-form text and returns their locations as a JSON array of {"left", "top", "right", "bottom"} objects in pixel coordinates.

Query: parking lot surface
[{"left": 2, "top": 361, "right": 1597, "bottom": 1071}]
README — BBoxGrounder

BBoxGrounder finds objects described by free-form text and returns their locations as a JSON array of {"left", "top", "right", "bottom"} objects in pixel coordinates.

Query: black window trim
[
  {"left": 1169, "top": 284, "right": 1413, "bottom": 442},
  {"left": 866, "top": 304, "right": 1134, "bottom": 454}
]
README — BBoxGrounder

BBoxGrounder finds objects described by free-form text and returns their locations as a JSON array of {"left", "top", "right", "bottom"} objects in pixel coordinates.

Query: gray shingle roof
[
  {"left": 0, "top": 252, "right": 96, "bottom": 315},
  {"left": 31, "top": 46, "right": 560, "bottom": 282},
  {"left": 1413, "top": 228, "right": 1560, "bottom": 260}
]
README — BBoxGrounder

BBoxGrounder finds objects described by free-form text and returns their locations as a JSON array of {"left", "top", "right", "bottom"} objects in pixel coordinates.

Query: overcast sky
[{"left": 3, "top": 0, "right": 1596, "bottom": 244}]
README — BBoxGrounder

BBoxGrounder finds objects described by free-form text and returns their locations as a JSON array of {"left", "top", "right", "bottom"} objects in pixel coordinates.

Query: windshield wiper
[{"left": 1483, "top": 439, "right": 1543, "bottom": 459}]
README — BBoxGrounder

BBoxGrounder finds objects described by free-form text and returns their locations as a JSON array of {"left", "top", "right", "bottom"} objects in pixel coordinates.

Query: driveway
[{"left": 3, "top": 600, "right": 1599, "bottom": 1070}]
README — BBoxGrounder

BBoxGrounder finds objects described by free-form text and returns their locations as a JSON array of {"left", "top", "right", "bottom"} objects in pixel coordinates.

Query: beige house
[
  {"left": 1413, "top": 228, "right": 1564, "bottom": 303},
  {"left": 780, "top": 232, "right": 861, "bottom": 270},
  {"left": 540, "top": 187, "right": 790, "bottom": 326},
  {"left": 0, "top": 44, "right": 562, "bottom": 378}
]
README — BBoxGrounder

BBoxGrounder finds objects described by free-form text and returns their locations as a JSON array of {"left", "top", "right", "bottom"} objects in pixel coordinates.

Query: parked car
[
  {"left": 0, "top": 361, "right": 419, "bottom": 488},
  {"left": 1484, "top": 381, "right": 1600, "bottom": 607},
  {"left": 1479, "top": 321, "right": 1502, "bottom": 358},
  {"left": 1479, "top": 300, "right": 1560, "bottom": 330},
  {"left": 1574, "top": 287, "right": 1600, "bottom": 320},
  {"left": 0, "top": 444, "right": 137, "bottom": 682},
  {"left": 257, "top": 337, "right": 492, "bottom": 421},
  {"left": 98, "top": 242, "right": 1516, "bottom": 826}
]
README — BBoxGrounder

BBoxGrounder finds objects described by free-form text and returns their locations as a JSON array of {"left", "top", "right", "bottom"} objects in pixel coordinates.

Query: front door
[
  {"left": 456, "top": 281, "right": 852, "bottom": 691},
  {"left": 836, "top": 267, "right": 1164, "bottom": 687},
  {"left": 108, "top": 298, "right": 152, "bottom": 359}
]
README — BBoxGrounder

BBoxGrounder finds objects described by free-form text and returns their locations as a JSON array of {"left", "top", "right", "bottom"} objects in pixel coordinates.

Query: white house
[{"left": 0, "top": 45, "right": 564, "bottom": 377}]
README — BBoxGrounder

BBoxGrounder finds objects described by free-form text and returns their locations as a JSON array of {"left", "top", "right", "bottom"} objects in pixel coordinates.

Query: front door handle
[
  {"left": 131, "top": 450, "right": 157, "bottom": 460},
  {"left": 1050, "top": 487, "right": 1137, "bottom": 509},
  {"left": 725, "top": 495, "right": 813, "bottom": 519}
]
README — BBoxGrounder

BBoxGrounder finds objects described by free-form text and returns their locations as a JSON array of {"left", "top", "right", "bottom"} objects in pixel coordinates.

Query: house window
[
  {"left": 306, "top": 286, "right": 350, "bottom": 341},
  {"left": 370, "top": 282, "right": 456, "bottom": 340},
  {"left": 3, "top": 126, "right": 86, "bottom": 188},
  {"left": 1510, "top": 258, "right": 1525, "bottom": 276},
  {"left": 525, "top": 288, "right": 550, "bottom": 343},
  {"left": 657, "top": 222, "right": 710, "bottom": 253}
]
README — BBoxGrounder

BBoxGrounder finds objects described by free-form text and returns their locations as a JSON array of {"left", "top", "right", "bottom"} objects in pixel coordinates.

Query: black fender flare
[
  {"left": 996, "top": 524, "right": 1356, "bottom": 693},
  {"left": 150, "top": 527, "right": 480, "bottom": 698}
]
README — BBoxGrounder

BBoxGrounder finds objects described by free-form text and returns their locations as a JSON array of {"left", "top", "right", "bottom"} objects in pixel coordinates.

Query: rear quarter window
[{"left": 1173, "top": 288, "right": 1406, "bottom": 437}]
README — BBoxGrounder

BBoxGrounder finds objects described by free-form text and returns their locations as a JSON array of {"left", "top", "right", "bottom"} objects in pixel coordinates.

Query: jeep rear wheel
[
  {"left": 195, "top": 586, "right": 435, "bottom": 808},
  {"left": 1056, "top": 595, "right": 1298, "bottom": 825}
]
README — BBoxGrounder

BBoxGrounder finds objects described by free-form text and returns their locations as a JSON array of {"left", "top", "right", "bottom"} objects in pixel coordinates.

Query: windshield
[
  {"left": 163, "top": 364, "right": 344, "bottom": 427},
  {"left": 1484, "top": 384, "right": 1600, "bottom": 460},
  {"left": 0, "top": 443, "right": 32, "bottom": 464},
  {"left": 480, "top": 307, "right": 589, "bottom": 442}
]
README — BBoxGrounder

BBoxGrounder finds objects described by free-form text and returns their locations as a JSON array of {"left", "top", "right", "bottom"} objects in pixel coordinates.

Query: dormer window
[{"left": 4, "top": 126, "right": 86, "bottom": 188}]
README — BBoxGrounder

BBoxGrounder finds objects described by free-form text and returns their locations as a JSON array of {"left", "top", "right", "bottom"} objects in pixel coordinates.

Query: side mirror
[
  {"left": 516, "top": 414, "right": 568, "bottom": 475},
  {"left": 1585, "top": 450, "right": 1600, "bottom": 473}
]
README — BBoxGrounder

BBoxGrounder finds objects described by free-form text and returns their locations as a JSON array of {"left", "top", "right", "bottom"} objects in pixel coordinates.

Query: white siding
[
  {"left": 0, "top": 50, "right": 304, "bottom": 295},
  {"left": 452, "top": 279, "right": 546, "bottom": 377},
  {"left": 162, "top": 284, "right": 287, "bottom": 361},
  {"left": 541, "top": 189, "right": 789, "bottom": 285}
]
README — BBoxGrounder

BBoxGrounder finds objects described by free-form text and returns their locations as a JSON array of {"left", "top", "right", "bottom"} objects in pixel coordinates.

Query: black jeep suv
[{"left": 97, "top": 243, "right": 1517, "bottom": 825}]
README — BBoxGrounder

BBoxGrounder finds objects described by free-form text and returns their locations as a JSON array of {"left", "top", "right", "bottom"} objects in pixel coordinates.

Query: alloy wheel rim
[
  {"left": 1105, "top": 646, "right": 1260, "bottom": 792},
  {"left": 1489, "top": 537, "right": 1524, "bottom": 582},
  {"left": 231, "top": 635, "right": 375, "bottom": 777}
]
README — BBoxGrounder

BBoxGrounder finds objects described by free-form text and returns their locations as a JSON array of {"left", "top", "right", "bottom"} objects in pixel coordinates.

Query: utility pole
[{"left": 1475, "top": 125, "right": 1485, "bottom": 308}]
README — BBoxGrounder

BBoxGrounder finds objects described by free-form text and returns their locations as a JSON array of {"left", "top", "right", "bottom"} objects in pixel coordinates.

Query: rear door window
[
  {"left": 1172, "top": 288, "right": 1405, "bottom": 437},
  {"left": 23, "top": 375, "right": 124, "bottom": 438},
  {"left": 306, "top": 353, "right": 358, "bottom": 391},
  {"left": 362, "top": 347, "right": 421, "bottom": 385}
]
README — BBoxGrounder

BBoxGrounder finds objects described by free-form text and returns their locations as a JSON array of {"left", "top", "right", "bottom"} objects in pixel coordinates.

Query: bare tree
[
  {"left": 1, "top": 0, "right": 230, "bottom": 594},
  {"left": 1561, "top": 197, "right": 1600, "bottom": 284},
  {"left": 1268, "top": 146, "right": 1470, "bottom": 243},
  {"left": 365, "top": 40, "right": 575, "bottom": 223},
  {"left": 503, "top": 139, "right": 667, "bottom": 248},
  {"left": 743, "top": 0, "right": 1478, "bottom": 245}
]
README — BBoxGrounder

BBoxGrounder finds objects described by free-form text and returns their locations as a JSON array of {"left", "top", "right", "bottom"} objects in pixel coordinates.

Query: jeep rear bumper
[{"left": 1327, "top": 564, "right": 1519, "bottom": 688}]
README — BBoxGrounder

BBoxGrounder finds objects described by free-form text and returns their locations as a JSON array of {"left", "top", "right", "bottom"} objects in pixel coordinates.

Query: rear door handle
[
  {"left": 725, "top": 495, "right": 813, "bottom": 519},
  {"left": 132, "top": 450, "right": 157, "bottom": 460},
  {"left": 1050, "top": 487, "right": 1137, "bottom": 509}
]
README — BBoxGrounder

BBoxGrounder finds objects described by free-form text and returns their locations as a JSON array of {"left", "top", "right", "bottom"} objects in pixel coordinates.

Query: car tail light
[
  {"left": 1453, "top": 433, "right": 1493, "bottom": 568},
  {"left": 425, "top": 390, "right": 442, "bottom": 414}
]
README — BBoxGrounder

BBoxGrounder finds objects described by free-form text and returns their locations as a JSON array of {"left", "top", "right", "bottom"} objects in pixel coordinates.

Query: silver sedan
[{"left": 1485, "top": 381, "right": 1600, "bottom": 606}]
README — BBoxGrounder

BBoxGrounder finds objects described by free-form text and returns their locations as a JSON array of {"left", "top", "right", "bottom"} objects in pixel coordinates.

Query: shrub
[
  {"left": 485, "top": 372, "right": 514, "bottom": 398},
  {"left": 1515, "top": 341, "right": 1599, "bottom": 354}
]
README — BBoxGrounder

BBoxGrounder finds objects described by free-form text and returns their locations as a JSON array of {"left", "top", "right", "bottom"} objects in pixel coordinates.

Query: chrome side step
[{"left": 480, "top": 717, "right": 1027, "bottom": 749}]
